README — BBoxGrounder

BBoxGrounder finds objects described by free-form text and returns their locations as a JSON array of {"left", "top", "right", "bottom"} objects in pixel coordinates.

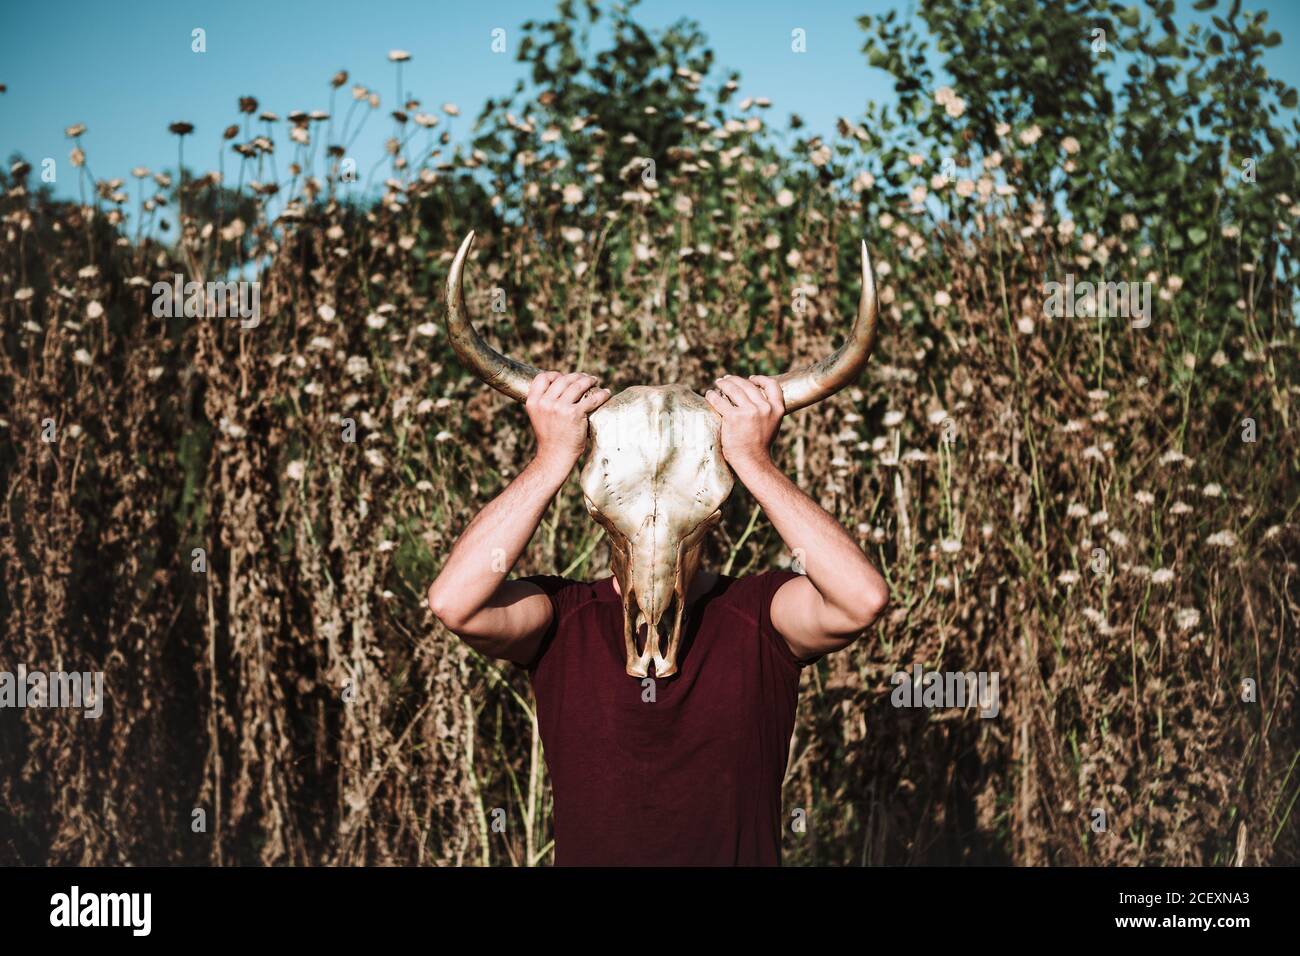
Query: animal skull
[{"left": 443, "top": 231, "right": 878, "bottom": 677}]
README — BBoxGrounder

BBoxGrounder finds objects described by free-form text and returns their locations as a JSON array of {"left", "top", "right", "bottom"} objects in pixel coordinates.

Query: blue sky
[{"left": 3, "top": 0, "right": 1298, "bottom": 201}]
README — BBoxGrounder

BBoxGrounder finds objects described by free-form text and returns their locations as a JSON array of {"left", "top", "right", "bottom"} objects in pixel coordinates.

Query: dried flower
[{"left": 1206, "top": 530, "right": 1238, "bottom": 548}]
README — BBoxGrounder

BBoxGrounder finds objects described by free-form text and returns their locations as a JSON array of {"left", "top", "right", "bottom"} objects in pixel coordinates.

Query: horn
[
  {"left": 775, "top": 240, "right": 879, "bottom": 413},
  {"left": 444, "top": 230, "right": 540, "bottom": 402}
]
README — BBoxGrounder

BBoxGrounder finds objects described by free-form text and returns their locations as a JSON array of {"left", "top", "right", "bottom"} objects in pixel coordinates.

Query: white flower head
[{"left": 1206, "top": 530, "right": 1238, "bottom": 548}]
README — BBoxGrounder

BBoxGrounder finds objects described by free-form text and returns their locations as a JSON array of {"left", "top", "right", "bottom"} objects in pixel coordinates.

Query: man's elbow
[
  {"left": 842, "top": 582, "right": 889, "bottom": 638},
  {"left": 427, "top": 582, "right": 468, "bottom": 633},
  {"left": 862, "top": 583, "right": 890, "bottom": 628}
]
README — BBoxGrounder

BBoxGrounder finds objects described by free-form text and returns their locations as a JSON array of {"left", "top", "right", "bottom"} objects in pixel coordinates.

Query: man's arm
[
  {"left": 706, "top": 374, "right": 889, "bottom": 661},
  {"left": 427, "top": 371, "right": 609, "bottom": 665}
]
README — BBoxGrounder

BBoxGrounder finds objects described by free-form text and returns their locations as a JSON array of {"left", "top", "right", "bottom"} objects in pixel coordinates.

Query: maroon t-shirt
[{"left": 520, "top": 570, "right": 808, "bottom": 866}]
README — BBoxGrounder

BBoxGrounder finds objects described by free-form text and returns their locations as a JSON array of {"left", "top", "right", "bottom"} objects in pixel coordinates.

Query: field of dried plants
[{"left": 2, "top": 3, "right": 1298, "bottom": 866}]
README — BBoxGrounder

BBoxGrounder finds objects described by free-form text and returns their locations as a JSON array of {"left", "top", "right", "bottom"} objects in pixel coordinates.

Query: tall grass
[{"left": 1, "top": 46, "right": 1297, "bottom": 866}]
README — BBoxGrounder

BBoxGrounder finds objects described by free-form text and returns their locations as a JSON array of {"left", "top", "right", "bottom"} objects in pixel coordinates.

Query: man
[{"left": 427, "top": 368, "right": 890, "bottom": 866}]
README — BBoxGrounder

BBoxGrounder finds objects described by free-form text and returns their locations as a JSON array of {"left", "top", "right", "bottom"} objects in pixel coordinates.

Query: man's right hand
[
  {"left": 526, "top": 371, "right": 611, "bottom": 476},
  {"left": 427, "top": 370, "right": 610, "bottom": 663}
]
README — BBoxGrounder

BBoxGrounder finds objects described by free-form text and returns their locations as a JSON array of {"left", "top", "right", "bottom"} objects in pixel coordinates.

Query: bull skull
[{"left": 444, "top": 231, "right": 878, "bottom": 677}]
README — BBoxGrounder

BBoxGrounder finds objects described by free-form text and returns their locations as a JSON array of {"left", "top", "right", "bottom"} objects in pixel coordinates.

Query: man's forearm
[
  {"left": 428, "top": 456, "right": 569, "bottom": 626},
  {"left": 730, "top": 455, "right": 887, "bottom": 635}
]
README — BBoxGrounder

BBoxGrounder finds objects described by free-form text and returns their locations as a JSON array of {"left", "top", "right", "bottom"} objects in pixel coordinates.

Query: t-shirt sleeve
[
  {"left": 754, "top": 569, "right": 823, "bottom": 669},
  {"left": 515, "top": 574, "right": 582, "bottom": 672}
]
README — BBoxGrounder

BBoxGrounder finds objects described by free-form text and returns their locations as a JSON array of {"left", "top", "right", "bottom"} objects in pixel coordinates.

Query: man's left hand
[{"left": 705, "top": 374, "right": 785, "bottom": 471}]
